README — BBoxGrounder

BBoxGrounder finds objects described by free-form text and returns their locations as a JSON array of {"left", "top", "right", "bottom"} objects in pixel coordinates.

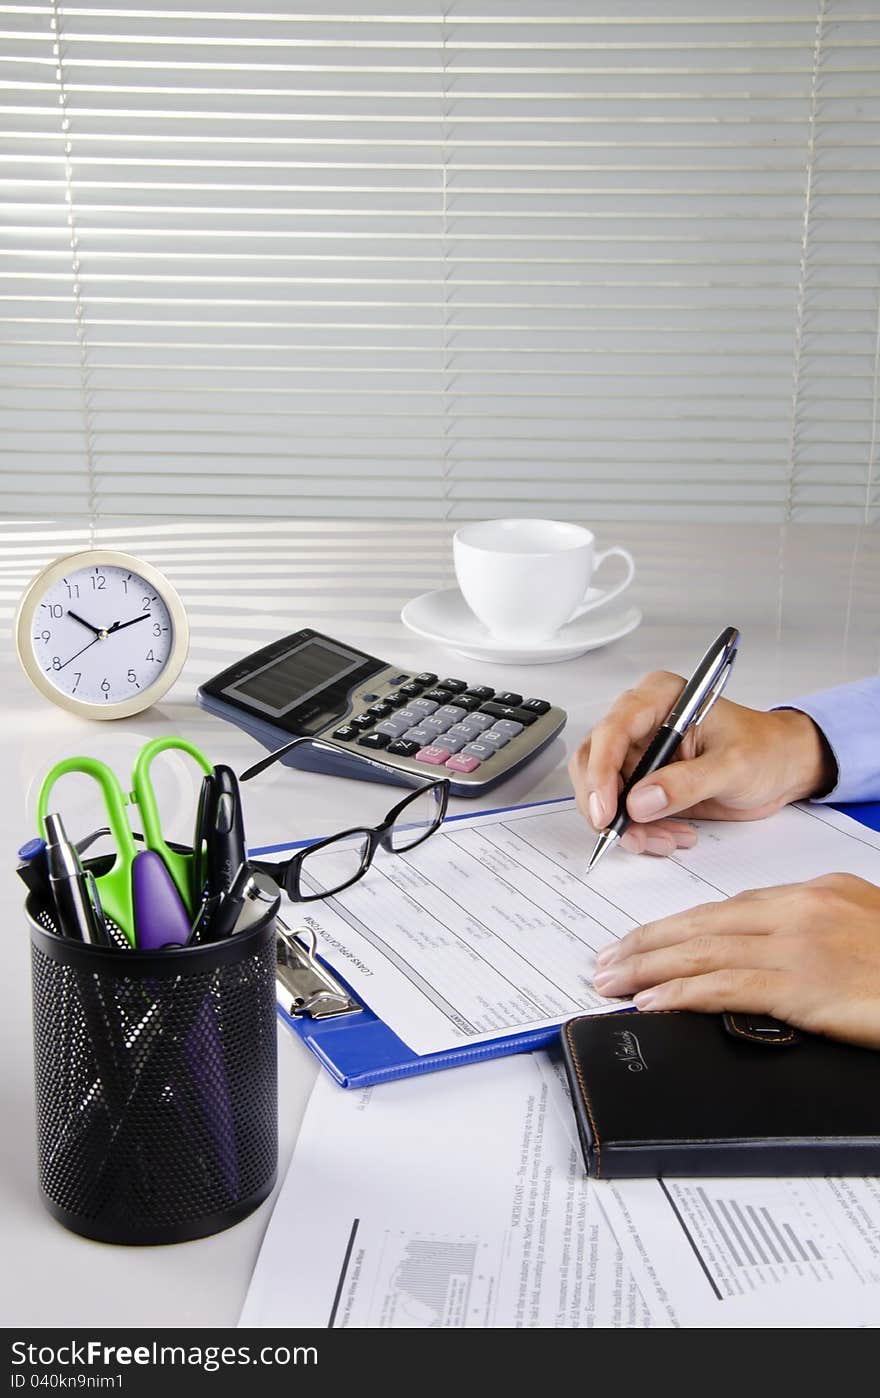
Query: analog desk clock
[{"left": 15, "top": 549, "right": 189, "bottom": 719}]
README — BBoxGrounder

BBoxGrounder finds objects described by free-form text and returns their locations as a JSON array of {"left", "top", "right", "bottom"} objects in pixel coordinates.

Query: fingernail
[
  {"left": 588, "top": 791, "right": 605, "bottom": 828},
  {"left": 628, "top": 784, "right": 667, "bottom": 820},
  {"left": 619, "top": 831, "right": 640, "bottom": 853},
  {"left": 634, "top": 989, "right": 661, "bottom": 1009},
  {"left": 595, "top": 944, "right": 619, "bottom": 966},
  {"left": 677, "top": 829, "right": 698, "bottom": 849},
  {"left": 592, "top": 970, "right": 619, "bottom": 993}
]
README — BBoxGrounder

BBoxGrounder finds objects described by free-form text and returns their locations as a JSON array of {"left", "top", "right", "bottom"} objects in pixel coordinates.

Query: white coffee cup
[{"left": 452, "top": 518, "right": 635, "bottom": 644}]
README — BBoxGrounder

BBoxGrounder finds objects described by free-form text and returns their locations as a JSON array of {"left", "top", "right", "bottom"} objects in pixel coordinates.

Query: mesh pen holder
[{"left": 27, "top": 874, "right": 278, "bottom": 1246}]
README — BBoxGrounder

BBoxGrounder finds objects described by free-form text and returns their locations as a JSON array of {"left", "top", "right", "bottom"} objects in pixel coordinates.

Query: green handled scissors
[{"left": 36, "top": 736, "right": 214, "bottom": 946}]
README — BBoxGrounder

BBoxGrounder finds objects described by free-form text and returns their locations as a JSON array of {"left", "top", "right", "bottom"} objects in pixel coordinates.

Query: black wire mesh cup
[{"left": 26, "top": 872, "right": 278, "bottom": 1246}]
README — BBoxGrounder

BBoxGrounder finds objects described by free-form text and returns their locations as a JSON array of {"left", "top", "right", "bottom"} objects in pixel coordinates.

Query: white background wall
[{"left": 2, "top": 0, "right": 879, "bottom": 523}]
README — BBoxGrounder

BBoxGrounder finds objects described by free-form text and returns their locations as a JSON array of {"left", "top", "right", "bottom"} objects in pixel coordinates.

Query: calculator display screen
[{"left": 222, "top": 637, "right": 363, "bottom": 719}]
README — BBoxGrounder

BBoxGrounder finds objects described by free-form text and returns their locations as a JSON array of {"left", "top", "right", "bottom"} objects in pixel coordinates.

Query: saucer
[{"left": 400, "top": 586, "right": 642, "bottom": 665}]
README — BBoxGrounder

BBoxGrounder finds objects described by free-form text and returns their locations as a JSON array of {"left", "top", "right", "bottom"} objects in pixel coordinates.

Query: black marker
[{"left": 17, "top": 837, "right": 50, "bottom": 902}]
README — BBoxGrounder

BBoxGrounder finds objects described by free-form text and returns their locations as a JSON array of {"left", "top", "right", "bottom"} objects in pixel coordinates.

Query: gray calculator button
[
  {"left": 445, "top": 722, "right": 473, "bottom": 740},
  {"left": 481, "top": 728, "right": 510, "bottom": 749},
  {"left": 395, "top": 707, "right": 420, "bottom": 726},
  {"left": 377, "top": 718, "right": 411, "bottom": 738},
  {"left": 408, "top": 698, "right": 439, "bottom": 715},
  {"left": 435, "top": 704, "right": 466, "bottom": 723},
  {"left": 462, "top": 740, "right": 496, "bottom": 761},
  {"left": 419, "top": 715, "right": 450, "bottom": 738},
  {"left": 493, "top": 719, "right": 524, "bottom": 737},
  {"left": 460, "top": 712, "right": 494, "bottom": 734},
  {"left": 404, "top": 725, "right": 433, "bottom": 744},
  {"left": 438, "top": 730, "right": 467, "bottom": 753}
]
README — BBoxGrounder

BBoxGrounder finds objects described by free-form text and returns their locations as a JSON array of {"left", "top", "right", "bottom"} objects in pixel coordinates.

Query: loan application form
[{"left": 286, "top": 798, "right": 880, "bottom": 1058}]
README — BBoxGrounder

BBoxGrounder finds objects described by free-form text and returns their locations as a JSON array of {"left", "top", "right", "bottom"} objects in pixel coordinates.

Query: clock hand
[
  {"left": 66, "top": 610, "right": 103, "bottom": 638},
  {"left": 57, "top": 636, "right": 100, "bottom": 672},
  {"left": 55, "top": 614, "right": 151, "bottom": 674},
  {"left": 106, "top": 613, "right": 151, "bottom": 635}
]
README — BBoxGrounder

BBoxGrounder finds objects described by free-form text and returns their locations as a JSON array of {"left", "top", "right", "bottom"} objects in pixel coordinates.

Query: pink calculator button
[
  {"left": 416, "top": 745, "right": 451, "bottom": 765},
  {"left": 444, "top": 753, "right": 481, "bottom": 773}
]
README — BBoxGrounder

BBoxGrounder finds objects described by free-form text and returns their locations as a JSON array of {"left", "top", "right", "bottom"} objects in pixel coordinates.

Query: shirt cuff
[{"left": 775, "top": 678, "right": 880, "bottom": 804}]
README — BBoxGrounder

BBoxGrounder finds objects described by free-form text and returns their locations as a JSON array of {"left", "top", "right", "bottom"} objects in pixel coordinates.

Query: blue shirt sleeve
[{"left": 781, "top": 677, "right": 880, "bottom": 803}]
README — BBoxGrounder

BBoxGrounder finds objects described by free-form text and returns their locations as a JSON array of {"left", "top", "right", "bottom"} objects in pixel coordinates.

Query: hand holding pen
[{"left": 570, "top": 626, "right": 838, "bottom": 865}]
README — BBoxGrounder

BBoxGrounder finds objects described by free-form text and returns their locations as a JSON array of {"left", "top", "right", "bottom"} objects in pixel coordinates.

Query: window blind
[{"left": 1, "top": 0, "right": 878, "bottom": 523}]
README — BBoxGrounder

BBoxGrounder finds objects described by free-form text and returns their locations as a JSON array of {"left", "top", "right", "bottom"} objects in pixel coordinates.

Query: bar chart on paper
[
  {"left": 659, "top": 1179, "right": 872, "bottom": 1299},
  {"left": 598, "top": 1174, "right": 880, "bottom": 1325}
]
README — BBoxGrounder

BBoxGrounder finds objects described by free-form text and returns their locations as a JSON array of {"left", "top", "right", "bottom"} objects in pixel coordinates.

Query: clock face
[
  {"left": 29, "top": 562, "right": 175, "bottom": 707},
  {"left": 16, "top": 550, "right": 189, "bottom": 718}
]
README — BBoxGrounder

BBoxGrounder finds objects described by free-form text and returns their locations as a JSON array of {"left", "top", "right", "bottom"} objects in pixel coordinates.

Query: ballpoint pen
[
  {"left": 586, "top": 625, "right": 741, "bottom": 875},
  {"left": 44, "top": 811, "right": 110, "bottom": 945}
]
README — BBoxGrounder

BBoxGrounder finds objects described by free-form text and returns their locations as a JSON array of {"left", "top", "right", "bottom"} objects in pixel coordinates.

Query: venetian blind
[{"left": 1, "top": 1, "right": 879, "bottom": 522}]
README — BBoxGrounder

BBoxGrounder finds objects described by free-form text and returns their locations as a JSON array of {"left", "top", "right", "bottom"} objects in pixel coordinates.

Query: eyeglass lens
[
  {"left": 297, "top": 830, "right": 371, "bottom": 899},
  {"left": 387, "top": 784, "right": 445, "bottom": 852}
]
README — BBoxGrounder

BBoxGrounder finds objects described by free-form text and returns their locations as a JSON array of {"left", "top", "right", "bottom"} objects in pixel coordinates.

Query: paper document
[
  {"left": 280, "top": 798, "right": 880, "bottom": 1058},
  {"left": 597, "top": 1174, "right": 880, "bottom": 1328},
  {"left": 240, "top": 1053, "right": 656, "bottom": 1328}
]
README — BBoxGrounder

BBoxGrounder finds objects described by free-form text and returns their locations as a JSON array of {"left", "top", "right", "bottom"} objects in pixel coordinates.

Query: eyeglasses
[{"left": 239, "top": 736, "right": 450, "bottom": 902}]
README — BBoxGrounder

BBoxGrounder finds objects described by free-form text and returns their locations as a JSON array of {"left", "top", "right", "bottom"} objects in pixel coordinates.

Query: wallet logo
[{"left": 612, "top": 1029, "right": 648, "bottom": 1072}]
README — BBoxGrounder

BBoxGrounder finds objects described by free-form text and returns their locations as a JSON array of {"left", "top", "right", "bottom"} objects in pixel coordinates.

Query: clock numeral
[
  {"left": 91, "top": 572, "right": 106, "bottom": 591},
  {"left": 146, "top": 650, "right": 155, "bottom": 662},
  {"left": 152, "top": 622, "right": 168, "bottom": 637},
  {"left": 127, "top": 669, "right": 137, "bottom": 684},
  {"left": 72, "top": 672, "right": 82, "bottom": 694},
  {"left": 100, "top": 678, "right": 111, "bottom": 697},
  {"left": 38, "top": 629, "right": 51, "bottom": 643},
  {"left": 45, "top": 603, "right": 63, "bottom": 618},
  {"left": 142, "top": 596, "right": 152, "bottom": 611},
  {"left": 51, "top": 656, "right": 62, "bottom": 671},
  {"left": 122, "top": 574, "right": 131, "bottom": 593},
  {"left": 63, "top": 580, "right": 79, "bottom": 599}
]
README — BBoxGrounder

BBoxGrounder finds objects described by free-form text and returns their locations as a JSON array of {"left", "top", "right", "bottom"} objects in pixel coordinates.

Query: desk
[{"left": 1, "top": 518, "right": 878, "bottom": 1328}]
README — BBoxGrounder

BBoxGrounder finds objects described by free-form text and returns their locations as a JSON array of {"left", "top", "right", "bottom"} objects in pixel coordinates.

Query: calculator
[{"left": 197, "top": 628, "right": 566, "bottom": 796}]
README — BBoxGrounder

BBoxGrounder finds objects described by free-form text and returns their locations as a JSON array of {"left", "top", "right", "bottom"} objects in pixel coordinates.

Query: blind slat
[{"left": 2, "top": 0, "right": 878, "bottom": 524}]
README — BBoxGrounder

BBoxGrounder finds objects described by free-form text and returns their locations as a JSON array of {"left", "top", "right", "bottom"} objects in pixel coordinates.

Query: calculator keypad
[{"left": 332, "top": 673, "right": 555, "bottom": 780}]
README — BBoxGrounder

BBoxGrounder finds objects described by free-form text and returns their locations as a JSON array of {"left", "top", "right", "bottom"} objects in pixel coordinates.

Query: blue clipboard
[{"left": 252, "top": 797, "right": 880, "bottom": 1089}]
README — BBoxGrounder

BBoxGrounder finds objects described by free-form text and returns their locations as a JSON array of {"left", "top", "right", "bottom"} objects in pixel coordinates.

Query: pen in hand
[{"left": 586, "top": 626, "right": 741, "bottom": 874}]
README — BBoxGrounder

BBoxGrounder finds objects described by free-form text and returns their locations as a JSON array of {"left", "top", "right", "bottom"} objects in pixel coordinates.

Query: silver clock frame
[{"left": 14, "top": 548, "right": 190, "bottom": 720}]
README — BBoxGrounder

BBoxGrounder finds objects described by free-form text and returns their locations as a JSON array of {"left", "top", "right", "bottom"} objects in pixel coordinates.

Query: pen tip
[{"left": 586, "top": 830, "right": 616, "bottom": 875}]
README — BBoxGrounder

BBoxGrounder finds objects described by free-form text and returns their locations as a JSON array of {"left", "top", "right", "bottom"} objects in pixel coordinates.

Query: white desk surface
[{"left": 1, "top": 518, "right": 878, "bottom": 1328}]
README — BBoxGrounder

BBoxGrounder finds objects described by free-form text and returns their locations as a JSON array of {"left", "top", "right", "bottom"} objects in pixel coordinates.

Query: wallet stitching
[
  {"left": 728, "top": 1027, "right": 798, "bottom": 1045},
  {"left": 564, "top": 1020, "right": 603, "bottom": 1178},
  {"left": 725, "top": 1012, "right": 798, "bottom": 1045}
]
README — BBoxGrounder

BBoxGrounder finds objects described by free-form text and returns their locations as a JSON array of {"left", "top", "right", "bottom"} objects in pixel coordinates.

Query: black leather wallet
[{"left": 560, "top": 1010, "right": 880, "bottom": 1178}]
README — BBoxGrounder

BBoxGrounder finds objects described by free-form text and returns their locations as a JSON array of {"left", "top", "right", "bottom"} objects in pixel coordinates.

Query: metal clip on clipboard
[{"left": 276, "top": 920, "right": 360, "bottom": 1020}]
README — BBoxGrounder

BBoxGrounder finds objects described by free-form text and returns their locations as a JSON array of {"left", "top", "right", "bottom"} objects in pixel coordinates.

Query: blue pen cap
[{"left": 19, "top": 837, "right": 46, "bottom": 862}]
